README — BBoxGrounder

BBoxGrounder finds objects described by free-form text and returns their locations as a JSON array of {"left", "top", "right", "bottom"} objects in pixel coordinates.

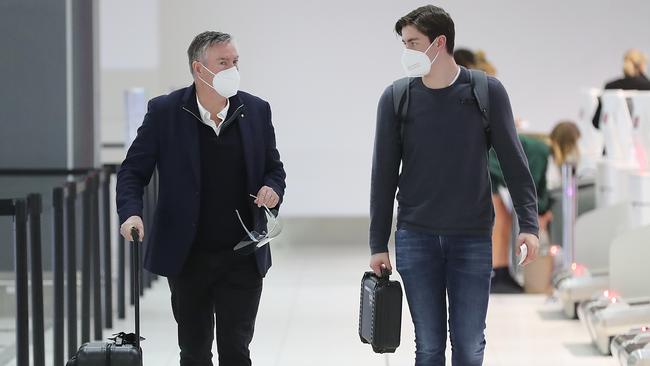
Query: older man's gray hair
[{"left": 187, "top": 31, "right": 232, "bottom": 74}]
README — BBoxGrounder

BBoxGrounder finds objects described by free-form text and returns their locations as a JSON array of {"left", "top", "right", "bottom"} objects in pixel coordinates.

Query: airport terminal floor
[
  {"left": 99, "top": 240, "right": 621, "bottom": 366},
  {"left": 0, "top": 236, "right": 621, "bottom": 366}
]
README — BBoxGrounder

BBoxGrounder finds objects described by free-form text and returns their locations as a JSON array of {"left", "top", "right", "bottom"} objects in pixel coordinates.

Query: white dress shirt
[{"left": 196, "top": 96, "right": 230, "bottom": 136}]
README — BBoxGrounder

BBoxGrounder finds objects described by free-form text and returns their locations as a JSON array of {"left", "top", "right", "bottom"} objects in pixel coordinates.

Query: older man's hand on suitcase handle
[
  {"left": 120, "top": 215, "right": 144, "bottom": 242},
  {"left": 370, "top": 252, "right": 393, "bottom": 277}
]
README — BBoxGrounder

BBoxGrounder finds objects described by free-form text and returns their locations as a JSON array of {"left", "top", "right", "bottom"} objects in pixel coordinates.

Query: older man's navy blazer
[{"left": 116, "top": 84, "right": 286, "bottom": 277}]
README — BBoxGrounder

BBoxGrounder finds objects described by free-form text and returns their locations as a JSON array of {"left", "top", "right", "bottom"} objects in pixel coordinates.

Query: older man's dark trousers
[{"left": 167, "top": 248, "right": 263, "bottom": 366}]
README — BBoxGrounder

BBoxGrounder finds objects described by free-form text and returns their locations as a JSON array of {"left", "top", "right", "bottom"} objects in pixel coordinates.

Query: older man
[{"left": 117, "top": 31, "right": 286, "bottom": 366}]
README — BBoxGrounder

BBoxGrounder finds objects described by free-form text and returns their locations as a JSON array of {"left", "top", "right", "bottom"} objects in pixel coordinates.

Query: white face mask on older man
[{"left": 197, "top": 63, "right": 240, "bottom": 98}]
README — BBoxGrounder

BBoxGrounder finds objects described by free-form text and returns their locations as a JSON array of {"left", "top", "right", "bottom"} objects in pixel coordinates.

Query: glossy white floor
[
  {"left": 105, "top": 239, "right": 616, "bottom": 366},
  {"left": 4, "top": 238, "right": 618, "bottom": 366}
]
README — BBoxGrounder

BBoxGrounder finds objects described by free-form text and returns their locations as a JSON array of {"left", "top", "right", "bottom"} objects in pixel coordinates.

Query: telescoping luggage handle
[{"left": 130, "top": 227, "right": 141, "bottom": 348}]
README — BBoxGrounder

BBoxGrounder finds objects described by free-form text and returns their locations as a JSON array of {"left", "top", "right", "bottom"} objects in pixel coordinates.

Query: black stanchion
[
  {"left": 112, "top": 165, "right": 126, "bottom": 320},
  {"left": 15, "top": 200, "right": 30, "bottom": 366},
  {"left": 80, "top": 178, "right": 91, "bottom": 343},
  {"left": 64, "top": 182, "right": 78, "bottom": 358},
  {"left": 1, "top": 199, "right": 29, "bottom": 366},
  {"left": 27, "top": 193, "right": 45, "bottom": 366},
  {"left": 53, "top": 187, "right": 65, "bottom": 366},
  {"left": 101, "top": 168, "right": 113, "bottom": 328},
  {"left": 90, "top": 174, "right": 103, "bottom": 340},
  {"left": 0, "top": 169, "right": 116, "bottom": 366}
]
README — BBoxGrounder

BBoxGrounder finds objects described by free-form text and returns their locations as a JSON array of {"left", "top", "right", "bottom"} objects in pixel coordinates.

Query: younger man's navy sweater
[{"left": 369, "top": 67, "right": 539, "bottom": 254}]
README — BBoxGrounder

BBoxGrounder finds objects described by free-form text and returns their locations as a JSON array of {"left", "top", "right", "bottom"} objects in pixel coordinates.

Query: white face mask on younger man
[{"left": 400, "top": 37, "right": 440, "bottom": 77}]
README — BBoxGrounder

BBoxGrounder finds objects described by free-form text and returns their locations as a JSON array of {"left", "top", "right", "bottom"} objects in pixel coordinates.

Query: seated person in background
[
  {"left": 546, "top": 121, "right": 581, "bottom": 190},
  {"left": 489, "top": 133, "right": 551, "bottom": 293},
  {"left": 593, "top": 49, "right": 650, "bottom": 128}
]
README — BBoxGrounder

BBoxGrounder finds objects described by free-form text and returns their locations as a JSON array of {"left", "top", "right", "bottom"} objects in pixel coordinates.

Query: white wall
[{"left": 100, "top": 0, "right": 650, "bottom": 216}]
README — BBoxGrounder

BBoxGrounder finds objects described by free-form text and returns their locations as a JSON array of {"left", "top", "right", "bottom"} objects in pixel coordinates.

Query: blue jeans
[{"left": 395, "top": 229, "right": 492, "bottom": 366}]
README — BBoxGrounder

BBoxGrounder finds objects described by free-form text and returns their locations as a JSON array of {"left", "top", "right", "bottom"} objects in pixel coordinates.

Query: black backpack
[{"left": 392, "top": 69, "right": 491, "bottom": 147}]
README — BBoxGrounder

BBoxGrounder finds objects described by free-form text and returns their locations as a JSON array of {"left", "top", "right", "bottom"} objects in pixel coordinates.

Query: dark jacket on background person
[{"left": 592, "top": 74, "right": 650, "bottom": 128}]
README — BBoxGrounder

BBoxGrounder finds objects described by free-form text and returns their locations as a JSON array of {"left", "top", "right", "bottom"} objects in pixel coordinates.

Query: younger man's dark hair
[{"left": 395, "top": 5, "right": 455, "bottom": 54}]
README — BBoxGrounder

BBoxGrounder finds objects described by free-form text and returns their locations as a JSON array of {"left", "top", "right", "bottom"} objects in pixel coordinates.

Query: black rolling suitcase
[
  {"left": 67, "top": 228, "right": 144, "bottom": 366},
  {"left": 358, "top": 269, "right": 403, "bottom": 353}
]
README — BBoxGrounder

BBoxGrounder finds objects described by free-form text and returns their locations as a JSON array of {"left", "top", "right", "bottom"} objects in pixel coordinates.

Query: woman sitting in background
[{"left": 546, "top": 121, "right": 581, "bottom": 190}]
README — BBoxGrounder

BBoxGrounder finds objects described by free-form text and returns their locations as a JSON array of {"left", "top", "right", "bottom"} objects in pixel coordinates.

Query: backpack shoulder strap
[
  {"left": 469, "top": 69, "right": 490, "bottom": 129},
  {"left": 469, "top": 69, "right": 491, "bottom": 147},
  {"left": 392, "top": 77, "right": 410, "bottom": 123},
  {"left": 392, "top": 77, "right": 410, "bottom": 143}
]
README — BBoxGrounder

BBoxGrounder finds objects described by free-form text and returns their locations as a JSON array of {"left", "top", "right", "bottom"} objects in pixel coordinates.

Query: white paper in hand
[{"left": 518, "top": 244, "right": 527, "bottom": 266}]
